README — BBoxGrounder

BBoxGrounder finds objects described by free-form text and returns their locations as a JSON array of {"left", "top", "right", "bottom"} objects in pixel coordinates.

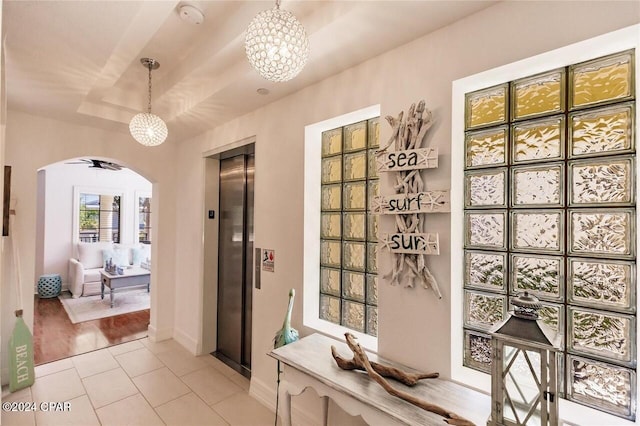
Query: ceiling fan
[{"left": 65, "top": 159, "right": 123, "bottom": 171}]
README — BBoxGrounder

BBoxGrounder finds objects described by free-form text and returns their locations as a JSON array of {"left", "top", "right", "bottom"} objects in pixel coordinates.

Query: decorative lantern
[{"left": 488, "top": 292, "right": 562, "bottom": 426}]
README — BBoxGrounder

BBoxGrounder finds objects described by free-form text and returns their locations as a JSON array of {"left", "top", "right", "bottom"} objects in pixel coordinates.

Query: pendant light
[
  {"left": 245, "top": 0, "right": 310, "bottom": 82},
  {"left": 129, "top": 58, "right": 168, "bottom": 146}
]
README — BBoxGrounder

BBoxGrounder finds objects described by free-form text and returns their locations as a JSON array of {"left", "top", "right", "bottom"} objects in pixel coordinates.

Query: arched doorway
[{"left": 32, "top": 157, "right": 154, "bottom": 364}]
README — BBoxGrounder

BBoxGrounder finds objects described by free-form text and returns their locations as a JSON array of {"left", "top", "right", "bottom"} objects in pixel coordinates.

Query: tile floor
[{"left": 1, "top": 338, "right": 276, "bottom": 426}]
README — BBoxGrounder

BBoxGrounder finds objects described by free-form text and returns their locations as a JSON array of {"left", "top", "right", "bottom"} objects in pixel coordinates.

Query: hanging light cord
[
  {"left": 147, "top": 61, "right": 153, "bottom": 114},
  {"left": 275, "top": 0, "right": 280, "bottom": 9}
]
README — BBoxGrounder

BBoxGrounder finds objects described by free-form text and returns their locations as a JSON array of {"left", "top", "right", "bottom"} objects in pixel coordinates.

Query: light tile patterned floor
[{"left": 1, "top": 338, "right": 275, "bottom": 426}]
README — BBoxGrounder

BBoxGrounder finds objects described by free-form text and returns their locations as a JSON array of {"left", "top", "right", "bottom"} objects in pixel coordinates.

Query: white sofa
[{"left": 68, "top": 242, "right": 151, "bottom": 298}]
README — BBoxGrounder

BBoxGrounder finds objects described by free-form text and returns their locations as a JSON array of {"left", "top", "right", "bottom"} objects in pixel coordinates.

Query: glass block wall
[
  {"left": 462, "top": 50, "right": 637, "bottom": 420},
  {"left": 320, "top": 118, "right": 379, "bottom": 336}
]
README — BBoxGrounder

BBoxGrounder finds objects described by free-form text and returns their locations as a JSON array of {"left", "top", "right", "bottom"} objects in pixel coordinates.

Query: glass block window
[
  {"left": 320, "top": 118, "right": 379, "bottom": 336},
  {"left": 78, "top": 193, "right": 121, "bottom": 243},
  {"left": 463, "top": 50, "right": 636, "bottom": 420}
]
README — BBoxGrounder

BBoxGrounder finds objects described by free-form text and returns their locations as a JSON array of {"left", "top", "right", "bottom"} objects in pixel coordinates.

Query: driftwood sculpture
[
  {"left": 331, "top": 345, "right": 439, "bottom": 386},
  {"left": 377, "top": 100, "right": 442, "bottom": 297},
  {"left": 332, "top": 333, "right": 475, "bottom": 426}
]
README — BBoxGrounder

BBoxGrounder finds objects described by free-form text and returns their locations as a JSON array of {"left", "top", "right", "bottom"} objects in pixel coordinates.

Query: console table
[{"left": 269, "top": 333, "right": 490, "bottom": 426}]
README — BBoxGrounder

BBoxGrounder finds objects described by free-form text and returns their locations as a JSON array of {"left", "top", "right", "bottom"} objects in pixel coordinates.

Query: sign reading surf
[{"left": 372, "top": 190, "right": 450, "bottom": 214}]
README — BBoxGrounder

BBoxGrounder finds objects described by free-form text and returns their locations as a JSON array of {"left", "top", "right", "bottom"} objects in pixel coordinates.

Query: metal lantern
[{"left": 487, "top": 292, "right": 562, "bottom": 426}]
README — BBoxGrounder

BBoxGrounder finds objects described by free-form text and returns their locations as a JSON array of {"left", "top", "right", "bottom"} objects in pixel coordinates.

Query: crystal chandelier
[
  {"left": 129, "top": 58, "right": 168, "bottom": 146},
  {"left": 245, "top": 0, "right": 310, "bottom": 82}
]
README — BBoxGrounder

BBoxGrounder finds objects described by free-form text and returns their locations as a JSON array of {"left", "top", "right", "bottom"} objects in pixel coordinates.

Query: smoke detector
[{"left": 179, "top": 4, "right": 204, "bottom": 25}]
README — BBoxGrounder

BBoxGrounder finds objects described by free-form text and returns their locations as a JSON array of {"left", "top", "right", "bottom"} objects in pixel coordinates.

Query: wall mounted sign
[
  {"left": 262, "top": 249, "right": 275, "bottom": 272},
  {"left": 372, "top": 191, "right": 450, "bottom": 214},
  {"left": 376, "top": 147, "right": 438, "bottom": 172},
  {"left": 375, "top": 100, "right": 447, "bottom": 298},
  {"left": 381, "top": 233, "right": 440, "bottom": 255}
]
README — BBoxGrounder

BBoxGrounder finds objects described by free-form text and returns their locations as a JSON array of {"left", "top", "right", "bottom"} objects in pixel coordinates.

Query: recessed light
[{"left": 257, "top": 88, "right": 270, "bottom": 96}]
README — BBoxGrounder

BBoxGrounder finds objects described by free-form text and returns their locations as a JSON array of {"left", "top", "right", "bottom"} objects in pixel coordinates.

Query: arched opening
[{"left": 33, "top": 156, "right": 154, "bottom": 364}]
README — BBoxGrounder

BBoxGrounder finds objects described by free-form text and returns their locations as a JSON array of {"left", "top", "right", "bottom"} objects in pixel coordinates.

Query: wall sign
[
  {"left": 262, "top": 249, "right": 275, "bottom": 272},
  {"left": 375, "top": 100, "right": 447, "bottom": 297},
  {"left": 381, "top": 233, "right": 440, "bottom": 255},
  {"left": 376, "top": 147, "right": 438, "bottom": 172},
  {"left": 372, "top": 191, "right": 450, "bottom": 214}
]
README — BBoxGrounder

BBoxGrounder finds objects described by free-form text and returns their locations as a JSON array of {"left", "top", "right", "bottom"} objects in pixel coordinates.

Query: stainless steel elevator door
[
  {"left": 217, "top": 154, "right": 253, "bottom": 372},
  {"left": 243, "top": 155, "right": 254, "bottom": 368}
]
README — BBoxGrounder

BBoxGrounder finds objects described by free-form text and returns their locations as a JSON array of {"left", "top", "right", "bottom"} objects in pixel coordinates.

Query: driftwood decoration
[
  {"left": 332, "top": 333, "right": 475, "bottom": 426},
  {"left": 376, "top": 100, "right": 446, "bottom": 297},
  {"left": 331, "top": 345, "right": 439, "bottom": 386}
]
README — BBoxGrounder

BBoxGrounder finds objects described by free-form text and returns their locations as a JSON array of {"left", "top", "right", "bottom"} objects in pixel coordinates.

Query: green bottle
[{"left": 9, "top": 310, "right": 35, "bottom": 392}]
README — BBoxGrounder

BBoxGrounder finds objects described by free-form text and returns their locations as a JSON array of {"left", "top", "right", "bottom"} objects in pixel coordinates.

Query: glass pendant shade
[
  {"left": 245, "top": 5, "right": 310, "bottom": 82},
  {"left": 129, "top": 112, "right": 168, "bottom": 147},
  {"left": 130, "top": 58, "right": 167, "bottom": 146}
]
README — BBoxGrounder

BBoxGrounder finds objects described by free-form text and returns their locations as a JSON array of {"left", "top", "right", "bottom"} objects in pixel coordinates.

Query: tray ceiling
[{"left": 3, "top": 1, "right": 497, "bottom": 142}]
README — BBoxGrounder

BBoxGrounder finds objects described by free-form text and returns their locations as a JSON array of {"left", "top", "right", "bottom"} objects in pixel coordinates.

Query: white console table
[{"left": 269, "top": 333, "right": 490, "bottom": 426}]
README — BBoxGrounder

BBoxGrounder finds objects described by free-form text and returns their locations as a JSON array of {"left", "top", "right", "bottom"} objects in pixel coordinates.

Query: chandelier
[
  {"left": 129, "top": 58, "right": 168, "bottom": 146},
  {"left": 245, "top": 0, "right": 310, "bottom": 82}
]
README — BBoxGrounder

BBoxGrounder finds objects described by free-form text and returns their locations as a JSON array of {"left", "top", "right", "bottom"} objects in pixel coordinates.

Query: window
[
  {"left": 138, "top": 195, "right": 151, "bottom": 244},
  {"left": 319, "top": 118, "right": 380, "bottom": 336},
  {"left": 462, "top": 49, "right": 636, "bottom": 420},
  {"left": 78, "top": 193, "right": 121, "bottom": 243},
  {"left": 302, "top": 105, "right": 380, "bottom": 352}
]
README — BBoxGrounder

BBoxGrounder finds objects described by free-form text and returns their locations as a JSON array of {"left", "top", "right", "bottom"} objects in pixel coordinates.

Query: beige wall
[
  {"left": 0, "top": 0, "right": 5, "bottom": 402},
  {"left": 1, "top": 111, "right": 177, "bottom": 381},
  {"left": 0, "top": 0, "right": 638, "bottom": 422},
  {"left": 172, "top": 0, "right": 640, "bottom": 422}
]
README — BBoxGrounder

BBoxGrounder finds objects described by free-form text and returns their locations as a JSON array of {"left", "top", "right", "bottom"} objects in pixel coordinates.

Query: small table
[
  {"left": 269, "top": 333, "right": 490, "bottom": 426},
  {"left": 100, "top": 268, "right": 151, "bottom": 308}
]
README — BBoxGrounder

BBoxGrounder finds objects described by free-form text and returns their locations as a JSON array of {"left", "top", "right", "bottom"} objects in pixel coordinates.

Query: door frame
[{"left": 200, "top": 137, "right": 256, "bottom": 357}]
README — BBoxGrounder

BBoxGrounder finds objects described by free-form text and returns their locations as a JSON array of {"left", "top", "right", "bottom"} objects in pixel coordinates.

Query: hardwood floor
[{"left": 33, "top": 293, "right": 149, "bottom": 365}]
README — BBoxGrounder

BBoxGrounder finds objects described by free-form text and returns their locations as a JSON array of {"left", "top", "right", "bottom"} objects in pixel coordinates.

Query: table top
[
  {"left": 270, "top": 333, "right": 490, "bottom": 426},
  {"left": 100, "top": 267, "right": 151, "bottom": 279}
]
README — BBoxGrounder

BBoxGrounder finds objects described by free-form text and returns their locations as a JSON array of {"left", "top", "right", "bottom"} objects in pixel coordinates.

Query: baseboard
[
  {"left": 172, "top": 328, "right": 199, "bottom": 355},
  {"left": 147, "top": 325, "right": 172, "bottom": 342},
  {"left": 250, "top": 376, "right": 320, "bottom": 426},
  {"left": 249, "top": 376, "right": 275, "bottom": 410}
]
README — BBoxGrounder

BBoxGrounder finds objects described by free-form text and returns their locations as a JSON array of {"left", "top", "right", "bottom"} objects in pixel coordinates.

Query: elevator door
[{"left": 216, "top": 153, "right": 254, "bottom": 374}]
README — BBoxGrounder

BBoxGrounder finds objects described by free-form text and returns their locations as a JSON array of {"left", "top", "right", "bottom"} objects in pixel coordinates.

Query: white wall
[
  {"left": 0, "top": 0, "right": 6, "bottom": 408},
  {"left": 1, "top": 111, "right": 176, "bottom": 383},
  {"left": 171, "top": 1, "right": 640, "bottom": 423},
  {"left": 37, "top": 163, "right": 151, "bottom": 286},
  {"left": 0, "top": 0, "right": 638, "bottom": 422}
]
